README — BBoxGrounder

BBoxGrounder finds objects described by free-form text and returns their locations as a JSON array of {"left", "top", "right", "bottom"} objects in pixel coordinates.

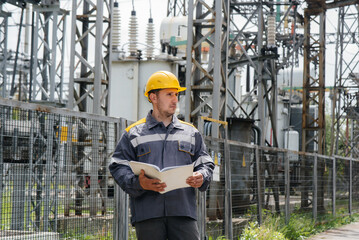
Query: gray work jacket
[{"left": 109, "top": 111, "right": 214, "bottom": 224}]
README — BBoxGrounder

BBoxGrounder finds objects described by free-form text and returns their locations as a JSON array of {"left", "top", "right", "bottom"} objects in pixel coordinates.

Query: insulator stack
[
  {"left": 267, "top": 14, "right": 276, "bottom": 48},
  {"left": 128, "top": 10, "right": 138, "bottom": 56},
  {"left": 146, "top": 18, "right": 155, "bottom": 59},
  {"left": 112, "top": 2, "right": 121, "bottom": 51}
]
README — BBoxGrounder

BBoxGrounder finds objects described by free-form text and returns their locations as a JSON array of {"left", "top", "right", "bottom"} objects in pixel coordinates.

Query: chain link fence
[
  {"left": 200, "top": 138, "right": 359, "bottom": 239},
  {"left": 0, "top": 99, "right": 358, "bottom": 240},
  {"left": 0, "top": 99, "right": 122, "bottom": 239}
]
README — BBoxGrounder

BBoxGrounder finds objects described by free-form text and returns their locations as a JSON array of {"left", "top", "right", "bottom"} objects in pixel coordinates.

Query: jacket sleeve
[
  {"left": 109, "top": 131, "right": 145, "bottom": 198},
  {"left": 192, "top": 132, "right": 214, "bottom": 192}
]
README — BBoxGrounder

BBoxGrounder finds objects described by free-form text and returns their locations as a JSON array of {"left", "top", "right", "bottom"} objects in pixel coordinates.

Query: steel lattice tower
[
  {"left": 67, "top": 0, "right": 113, "bottom": 115},
  {"left": 30, "top": 4, "right": 68, "bottom": 105},
  {"left": 167, "top": 0, "right": 187, "bottom": 16},
  {"left": 184, "top": 0, "right": 302, "bottom": 148},
  {"left": 185, "top": 0, "right": 229, "bottom": 138},
  {"left": 331, "top": 4, "right": 359, "bottom": 158},
  {"left": 0, "top": 8, "right": 9, "bottom": 98}
]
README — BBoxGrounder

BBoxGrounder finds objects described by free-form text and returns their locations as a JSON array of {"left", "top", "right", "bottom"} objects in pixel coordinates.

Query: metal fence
[
  {"left": 0, "top": 98, "right": 122, "bottom": 239},
  {"left": 199, "top": 138, "right": 359, "bottom": 240},
  {"left": 0, "top": 99, "right": 358, "bottom": 240}
]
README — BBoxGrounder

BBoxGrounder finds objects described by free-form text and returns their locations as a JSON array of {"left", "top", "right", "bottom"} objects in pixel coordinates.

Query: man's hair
[
  {"left": 148, "top": 89, "right": 162, "bottom": 102},
  {"left": 148, "top": 89, "right": 162, "bottom": 95}
]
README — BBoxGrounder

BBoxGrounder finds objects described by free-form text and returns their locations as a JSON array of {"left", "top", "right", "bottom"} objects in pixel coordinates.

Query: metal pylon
[
  {"left": 331, "top": 5, "right": 359, "bottom": 158},
  {"left": 185, "top": 0, "right": 229, "bottom": 138},
  {"left": 0, "top": 8, "right": 9, "bottom": 98},
  {"left": 302, "top": 8, "right": 326, "bottom": 154},
  {"left": 67, "top": 0, "right": 113, "bottom": 115},
  {"left": 30, "top": 4, "right": 68, "bottom": 104},
  {"left": 167, "top": 0, "right": 186, "bottom": 16},
  {"left": 222, "top": 0, "right": 304, "bottom": 147},
  {"left": 301, "top": 5, "right": 326, "bottom": 211}
]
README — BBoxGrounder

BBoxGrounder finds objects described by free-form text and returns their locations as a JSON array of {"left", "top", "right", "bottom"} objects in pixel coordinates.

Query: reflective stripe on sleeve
[
  {"left": 130, "top": 133, "right": 195, "bottom": 148},
  {"left": 111, "top": 157, "right": 130, "bottom": 166},
  {"left": 193, "top": 155, "right": 213, "bottom": 167}
]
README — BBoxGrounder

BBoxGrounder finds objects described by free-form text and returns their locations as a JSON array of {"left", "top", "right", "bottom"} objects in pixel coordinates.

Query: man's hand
[
  {"left": 186, "top": 171, "right": 204, "bottom": 188},
  {"left": 139, "top": 169, "right": 167, "bottom": 192}
]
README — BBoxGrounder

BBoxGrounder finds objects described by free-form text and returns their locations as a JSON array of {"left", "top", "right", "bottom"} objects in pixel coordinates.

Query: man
[{"left": 109, "top": 70, "right": 214, "bottom": 240}]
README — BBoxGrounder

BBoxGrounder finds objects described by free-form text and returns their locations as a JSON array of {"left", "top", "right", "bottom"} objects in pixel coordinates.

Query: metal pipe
[
  {"left": 197, "top": 117, "right": 206, "bottom": 239},
  {"left": 313, "top": 154, "right": 318, "bottom": 220},
  {"left": 255, "top": 146, "right": 263, "bottom": 225},
  {"left": 332, "top": 157, "right": 336, "bottom": 217},
  {"left": 349, "top": 157, "right": 352, "bottom": 215},
  {"left": 285, "top": 151, "right": 290, "bottom": 224},
  {"left": 252, "top": 124, "right": 262, "bottom": 146},
  {"left": 224, "top": 124, "right": 233, "bottom": 239},
  {"left": 0, "top": 107, "right": 4, "bottom": 227}
]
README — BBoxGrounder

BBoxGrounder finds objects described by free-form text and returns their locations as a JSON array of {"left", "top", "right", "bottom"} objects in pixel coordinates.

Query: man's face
[{"left": 151, "top": 88, "right": 179, "bottom": 118}]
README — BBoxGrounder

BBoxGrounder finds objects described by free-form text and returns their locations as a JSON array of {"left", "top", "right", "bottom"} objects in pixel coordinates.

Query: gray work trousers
[{"left": 135, "top": 216, "right": 200, "bottom": 240}]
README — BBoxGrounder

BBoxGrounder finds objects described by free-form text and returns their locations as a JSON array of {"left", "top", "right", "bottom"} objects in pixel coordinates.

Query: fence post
[
  {"left": 349, "top": 157, "right": 352, "bottom": 215},
  {"left": 114, "top": 119, "right": 129, "bottom": 240},
  {"left": 224, "top": 125, "right": 233, "bottom": 239},
  {"left": 285, "top": 151, "right": 290, "bottom": 224},
  {"left": 26, "top": 112, "right": 35, "bottom": 230},
  {"left": 255, "top": 146, "right": 262, "bottom": 225},
  {"left": 64, "top": 117, "right": 74, "bottom": 222},
  {"left": 197, "top": 191, "right": 206, "bottom": 240},
  {"left": 114, "top": 184, "right": 129, "bottom": 240},
  {"left": 90, "top": 121, "right": 100, "bottom": 216},
  {"left": 0, "top": 107, "right": 3, "bottom": 228},
  {"left": 43, "top": 114, "right": 55, "bottom": 231},
  {"left": 332, "top": 157, "right": 336, "bottom": 217},
  {"left": 313, "top": 154, "right": 317, "bottom": 221},
  {"left": 113, "top": 121, "right": 119, "bottom": 240},
  {"left": 119, "top": 187, "right": 129, "bottom": 240},
  {"left": 197, "top": 117, "right": 206, "bottom": 240}
]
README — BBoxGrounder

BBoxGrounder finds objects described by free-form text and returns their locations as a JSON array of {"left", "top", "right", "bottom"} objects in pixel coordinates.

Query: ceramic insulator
[
  {"left": 128, "top": 11, "right": 138, "bottom": 56},
  {"left": 267, "top": 14, "right": 276, "bottom": 48},
  {"left": 112, "top": 2, "right": 121, "bottom": 50},
  {"left": 146, "top": 18, "right": 155, "bottom": 59}
]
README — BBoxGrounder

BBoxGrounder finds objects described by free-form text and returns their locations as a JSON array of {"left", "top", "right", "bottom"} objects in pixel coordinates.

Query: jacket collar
[{"left": 146, "top": 110, "right": 184, "bottom": 130}]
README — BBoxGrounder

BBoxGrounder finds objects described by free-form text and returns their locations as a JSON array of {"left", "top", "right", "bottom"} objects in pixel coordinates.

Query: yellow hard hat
[{"left": 144, "top": 71, "right": 186, "bottom": 97}]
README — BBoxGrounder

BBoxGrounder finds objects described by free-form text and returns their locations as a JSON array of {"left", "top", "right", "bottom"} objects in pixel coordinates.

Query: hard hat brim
[{"left": 178, "top": 86, "right": 187, "bottom": 93}]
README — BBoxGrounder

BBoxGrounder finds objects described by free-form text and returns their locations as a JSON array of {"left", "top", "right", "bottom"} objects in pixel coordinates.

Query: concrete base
[{"left": 0, "top": 230, "right": 59, "bottom": 240}]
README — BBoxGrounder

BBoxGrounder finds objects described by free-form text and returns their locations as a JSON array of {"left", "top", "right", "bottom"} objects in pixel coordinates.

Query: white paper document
[{"left": 129, "top": 161, "right": 194, "bottom": 194}]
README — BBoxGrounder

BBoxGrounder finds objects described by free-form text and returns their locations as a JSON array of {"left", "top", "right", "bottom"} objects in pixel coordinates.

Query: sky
[
  {"left": 1, "top": 0, "right": 168, "bottom": 96},
  {"left": 2, "top": 1, "right": 358, "bottom": 96},
  {"left": 2, "top": 0, "right": 168, "bottom": 62}
]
